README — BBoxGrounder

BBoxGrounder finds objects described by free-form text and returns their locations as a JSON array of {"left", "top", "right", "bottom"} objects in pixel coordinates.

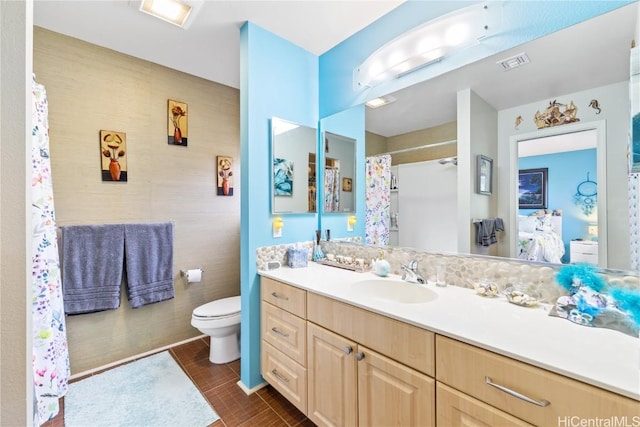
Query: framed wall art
[
  {"left": 518, "top": 168, "right": 548, "bottom": 209},
  {"left": 168, "top": 99, "right": 188, "bottom": 146},
  {"left": 217, "top": 156, "right": 234, "bottom": 196},
  {"left": 100, "top": 130, "right": 127, "bottom": 182},
  {"left": 476, "top": 154, "right": 493, "bottom": 195}
]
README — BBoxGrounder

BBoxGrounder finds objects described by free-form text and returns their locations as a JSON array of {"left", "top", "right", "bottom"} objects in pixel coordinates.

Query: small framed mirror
[
  {"left": 322, "top": 132, "right": 356, "bottom": 213},
  {"left": 271, "top": 117, "right": 317, "bottom": 214}
]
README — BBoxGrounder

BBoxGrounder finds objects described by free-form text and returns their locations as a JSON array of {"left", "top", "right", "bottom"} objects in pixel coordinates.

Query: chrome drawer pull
[
  {"left": 343, "top": 346, "right": 353, "bottom": 355},
  {"left": 356, "top": 352, "right": 365, "bottom": 361},
  {"left": 271, "top": 292, "right": 289, "bottom": 301},
  {"left": 271, "top": 327, "right": 289, "bottom": 338},
  {"left": 271, "top": 369, "right": 290, "bottom": 383},
  {"left": 485, "top": 377, "right": 550, "bottom": 407}
]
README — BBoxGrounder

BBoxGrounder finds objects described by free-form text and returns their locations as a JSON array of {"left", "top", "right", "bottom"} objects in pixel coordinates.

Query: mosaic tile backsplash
[{"left": 257, "top": 239, "right": 640, "bottom": 305}]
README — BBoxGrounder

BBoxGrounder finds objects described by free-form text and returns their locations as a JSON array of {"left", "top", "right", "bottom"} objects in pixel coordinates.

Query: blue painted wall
[
  {"left": 240, "top": 22, "right": 319, "bottom": 389},
  {"left": 519, "top": 149, "right": 597, "bottom": 262}
]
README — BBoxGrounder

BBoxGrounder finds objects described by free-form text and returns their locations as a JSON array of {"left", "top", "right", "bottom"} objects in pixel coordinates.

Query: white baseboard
[{"left": 236, "top": 379, "right": 267, "bottom": 395}]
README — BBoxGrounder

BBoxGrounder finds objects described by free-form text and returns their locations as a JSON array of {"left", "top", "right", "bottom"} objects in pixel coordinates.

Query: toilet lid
[{"left": 193, "top": 296, "right": 240, "bottom": 318}]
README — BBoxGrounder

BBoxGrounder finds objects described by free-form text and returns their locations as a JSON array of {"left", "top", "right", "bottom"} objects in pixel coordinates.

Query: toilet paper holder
[{"left": 180, "top": 268, "right": 204, "bottom": 281}]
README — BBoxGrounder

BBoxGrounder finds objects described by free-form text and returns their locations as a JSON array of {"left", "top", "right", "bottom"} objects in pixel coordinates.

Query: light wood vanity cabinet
[
  {"left": 436, "top": 335, "right": 640, "bottom": 426},
  {"left": 260, "top": 277, "right": 308, "bottom": 414},
  {"left": 260, "top": 276, "right": 639, "bottom": 426},
  {"left": 306, "top": 293, "right": 436, "bottom": 427}
]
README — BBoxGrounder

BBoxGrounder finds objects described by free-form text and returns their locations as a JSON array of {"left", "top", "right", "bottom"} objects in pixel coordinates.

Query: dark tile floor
[{"left": 43, "top": 337, "right": 315, "bottom": 426}]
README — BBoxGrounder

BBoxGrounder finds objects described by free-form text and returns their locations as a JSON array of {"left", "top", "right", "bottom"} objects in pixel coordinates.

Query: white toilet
[{"left": 191, "top": 296, "right": 241, "bottom": 364}]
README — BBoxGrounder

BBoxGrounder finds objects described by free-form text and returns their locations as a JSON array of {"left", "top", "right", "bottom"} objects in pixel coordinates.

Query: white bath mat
[{"left": 65, "top": 351, "right": 219, "bottom": 426}]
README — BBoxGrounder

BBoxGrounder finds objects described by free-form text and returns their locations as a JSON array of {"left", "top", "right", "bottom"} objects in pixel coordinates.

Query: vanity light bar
[{"left": 354, "top": 1, "right": 503, "bottom": 89}]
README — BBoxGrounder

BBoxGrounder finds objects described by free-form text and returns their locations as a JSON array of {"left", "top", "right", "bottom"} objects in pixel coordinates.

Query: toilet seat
[{"left": 192, "top": 296, "right": 240, "bottom": 319}]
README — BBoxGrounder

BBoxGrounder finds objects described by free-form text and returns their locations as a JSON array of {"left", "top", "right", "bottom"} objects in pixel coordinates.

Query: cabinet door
[
  {"left": 357, "top": 345, "right": 435, "bottom": 427},
  {"left": 307, "top": 322, "right": 358, "bottom": 427},
  {"left": 437, "top": 382, "right": 533, "bottom": 427}
]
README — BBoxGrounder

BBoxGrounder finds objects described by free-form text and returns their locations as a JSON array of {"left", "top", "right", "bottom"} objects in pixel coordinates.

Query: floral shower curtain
[
  {"left": 365, "top": 154, "right": 391, "bottom": 245},
  {"left": 324, "top": 167, "right": 340, "bottom": 212},
  {"left": 31, "top": 75, "right": 70, "bottom": 424},
  {"left": 630, "top": 173, "right": 639, "bottom": 272}
]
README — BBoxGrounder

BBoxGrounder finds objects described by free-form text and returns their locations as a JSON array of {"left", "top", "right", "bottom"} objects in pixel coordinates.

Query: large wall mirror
[
  {"left": 332, "top": 4, "right": 636, "bottom": 271},
  {"left": 271, "top": 117, "right": 317, "bottom": 214},
  {"left": 322, "top": 132, "right": 356, "bottom": 213}
]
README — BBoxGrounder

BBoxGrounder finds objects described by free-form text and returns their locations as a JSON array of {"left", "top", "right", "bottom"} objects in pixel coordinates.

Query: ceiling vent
[{"left": 496, "top": 52, "right": 530, "bottom": 71}]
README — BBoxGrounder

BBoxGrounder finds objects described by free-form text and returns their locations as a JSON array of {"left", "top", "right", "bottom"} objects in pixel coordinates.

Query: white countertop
[{"left": 259, "top": 262, "right": 640, "bottom": 401}]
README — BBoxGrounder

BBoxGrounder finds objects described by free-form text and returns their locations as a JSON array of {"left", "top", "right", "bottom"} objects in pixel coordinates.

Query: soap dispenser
[{"left": 313, "top": 230, "right": 324, "bottom": 261}]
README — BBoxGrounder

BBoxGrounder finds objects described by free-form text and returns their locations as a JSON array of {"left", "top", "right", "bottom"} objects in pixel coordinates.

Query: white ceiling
[
  {"left": 33, "top": 0, "right": 404, "bottom": 89},
  {"left": 33, "top": 1, "right": 637, "bottom": 137}
]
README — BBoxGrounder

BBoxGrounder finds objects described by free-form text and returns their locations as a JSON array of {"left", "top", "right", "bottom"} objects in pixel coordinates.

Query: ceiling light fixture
[
  {"left": 354, "top": 2, "right": 503, "bottom": 89},
  {"left": 137, "top": 0, "right": 202, "bottom": 28},
  {"left": 365, "top": 95, "right": 396, "bottom": 109}
]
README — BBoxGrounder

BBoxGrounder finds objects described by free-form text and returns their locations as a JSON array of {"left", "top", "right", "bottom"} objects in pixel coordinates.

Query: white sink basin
[{"left": 349, "top": 279, "right": 438, "bottom": 304}]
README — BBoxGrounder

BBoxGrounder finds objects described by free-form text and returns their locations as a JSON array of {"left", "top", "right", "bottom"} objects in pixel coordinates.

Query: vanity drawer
[
  {"left": 436, "top": 335, "right": 639, "bottom": 426},
  {"left": 437, "top": 382, "right": 533, "bottom": 426},
  {"left": 261, "top": 341, "right": 307, "bottom": 414},
  {"left": 261, "top": 301, "right": 306, "bottom": 366},
  {"left": 307, "top": 292, "right": 435, "bottom": 376},
  {"left": 261, "top": 277, "right": 306, "bottom": 318}
]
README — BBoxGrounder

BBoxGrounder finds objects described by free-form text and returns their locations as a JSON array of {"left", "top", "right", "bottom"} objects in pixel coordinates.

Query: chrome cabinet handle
[
  {"left": 356, "top": 351, "right": 365, "bottom": 361},
  {"left": 272, "top": 369, "right": 289, "bottom": 383},
  {"left": 343, "top": 346, "right": 353, "bottom": 355},
  {"left": 485, "top": 376, "right": 550, "bottom": 407},
  {"left": 271, "top": 292, "right": 289, "bottom": 301},
  {"left": 271, "top": 327, "right": 289, "bottom": 338}
]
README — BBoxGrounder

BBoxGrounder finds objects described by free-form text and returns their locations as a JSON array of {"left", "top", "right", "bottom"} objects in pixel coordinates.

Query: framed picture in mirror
[
  {"left": 518, "top": 168, "right": 548, "bottom": 209},
  {"left": 342, "top": 177, "right": 352, "bottom": 192},
  {"left": 476, "top": 155, "right": 493, "bottom": 195}
]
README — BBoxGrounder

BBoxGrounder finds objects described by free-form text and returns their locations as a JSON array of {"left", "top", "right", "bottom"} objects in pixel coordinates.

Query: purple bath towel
[
  {"left": 124, "top": 222, "right": 175, "bottom": 308},
  {"left": 61, "top": 224, "right": 125, "bottom": 314}
]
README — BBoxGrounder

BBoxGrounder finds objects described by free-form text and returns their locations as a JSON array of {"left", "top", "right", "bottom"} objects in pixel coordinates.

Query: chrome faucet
[{"left": 401, "top": 260, "right": 426, "bottom": 284}]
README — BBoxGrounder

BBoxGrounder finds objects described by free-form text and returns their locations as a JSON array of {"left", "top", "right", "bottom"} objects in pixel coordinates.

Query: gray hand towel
[
  {"left": 61, "top": 224, "right": 125, "bottom": 314},
  {"left": 124, "top": 223, "right": 175, "bottom": 308}
]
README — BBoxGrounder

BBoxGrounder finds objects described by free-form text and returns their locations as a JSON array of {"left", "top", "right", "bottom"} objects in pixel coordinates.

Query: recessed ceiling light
[
  {"left": 496, "top": 52, "right": 530, "bottom": 71},
  {"left": 366, "top": 96, "right": 397, "bottom": 109},
  {"left": 137, "top": 0, "right": 201, "bottom": 28}
]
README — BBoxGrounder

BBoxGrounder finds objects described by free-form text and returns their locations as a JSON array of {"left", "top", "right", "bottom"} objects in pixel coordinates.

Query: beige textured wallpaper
[
  {"left": 33, "top": 27, "right": 241, "bottom": 374},
  {"left": 366, "top": 122, "right": 457, "bottom": 165}
]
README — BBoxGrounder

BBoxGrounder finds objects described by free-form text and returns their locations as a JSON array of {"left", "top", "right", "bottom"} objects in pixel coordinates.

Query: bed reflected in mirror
[{"left": 513, "top": 127, "right": 603, "bottom": 266}]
